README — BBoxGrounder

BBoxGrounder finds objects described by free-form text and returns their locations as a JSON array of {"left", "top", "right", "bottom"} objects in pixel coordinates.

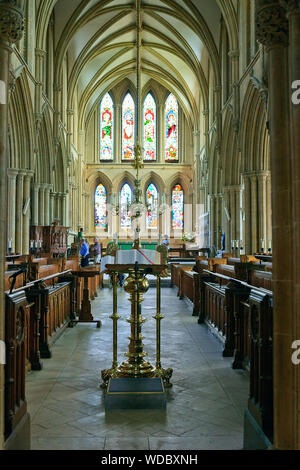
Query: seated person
[
  {"left": 80, "top": 239, "right": 89, "bottom": 267},
  {"left": 93, "top": 238, "right": 101, "bottom": 263},
  {"left": 162, "top": 234, "right": 170, "bottom": 250}
]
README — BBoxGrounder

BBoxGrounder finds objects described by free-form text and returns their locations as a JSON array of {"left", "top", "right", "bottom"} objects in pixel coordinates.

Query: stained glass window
[
  {"left": 172, "top": 184, "right": 184, "bottom": 230},
  {"left": 146, "top": 183, "right": 159, "bottom": 230},
  {"left": 143, "top": 93, "right": 156, "bottom": 161},
  {"left": 95, "top": 184, "right": 107, "bottom": 228},
  {"left": 165, "top": 93, "right": 179, "bottom": 161},
  {"left": 100, "top": 93, "right": 113, "bottom": 161},
  {"left": 120, "top": 183, "right": 133, "bottom": 228},
  {"left": 122, "top": 92, "right": 135, "bottom": 161}
]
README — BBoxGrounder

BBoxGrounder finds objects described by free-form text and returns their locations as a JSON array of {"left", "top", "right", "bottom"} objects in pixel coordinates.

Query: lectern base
[{"left": 105, "top": 378, "right": 166, "bottom": 410}]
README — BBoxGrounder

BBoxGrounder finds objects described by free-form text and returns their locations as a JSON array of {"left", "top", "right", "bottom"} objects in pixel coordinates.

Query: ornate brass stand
[{"left": 101, "top": 263, "right": 173, "bottom": 388}]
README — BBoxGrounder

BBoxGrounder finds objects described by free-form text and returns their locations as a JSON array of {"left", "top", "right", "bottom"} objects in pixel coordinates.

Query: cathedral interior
[{"left": 0, "top": 0, "right": 300, "bottom": 452}]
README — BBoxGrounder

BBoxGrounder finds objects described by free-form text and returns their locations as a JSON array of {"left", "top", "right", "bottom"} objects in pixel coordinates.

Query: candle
[
  {"left": 30, "top": 240, "right": 33, "bottom": 248},
  {"left": 8, "top": 239, "right": 12, "bottom": 249},
  {"left": 34, "top": 240, "right": 37, "bottom": 248},
  {"left": 261, "top": 239, "right": 265, "bottom": 250},
  {"left": 268, "top": 239, "right": 272, "bottom": 251}
]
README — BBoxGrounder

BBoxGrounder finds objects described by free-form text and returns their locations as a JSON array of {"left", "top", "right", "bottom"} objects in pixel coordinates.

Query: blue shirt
[{"left": 80, "top": 242, "right": 89, "bottom": 257}]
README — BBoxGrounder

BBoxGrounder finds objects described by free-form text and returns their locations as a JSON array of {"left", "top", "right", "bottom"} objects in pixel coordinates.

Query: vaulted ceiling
[{"left": 49, "top": 0, "right": 231, "bottom": 127}]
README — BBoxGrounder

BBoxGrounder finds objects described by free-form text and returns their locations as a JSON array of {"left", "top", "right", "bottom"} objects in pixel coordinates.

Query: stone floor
[{"left": 26, "top": 285, "right": 249, "bottom": 451}]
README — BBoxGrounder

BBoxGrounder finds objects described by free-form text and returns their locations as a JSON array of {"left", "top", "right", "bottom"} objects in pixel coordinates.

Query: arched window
[
  {"left": 120, "top": 183, "right": 133, "bottom": 228},
  {"left": 100, "top": 93, "right": 113, "bottom": 161},
  {"left": 146, "top": 183, "right": 159, "bottom": 230},
  {"left": 165, "top": 93, "right": 179, "bottom": 161},
  {"left": 143, "top": 93, "right": 156, "bottom": 161},
  {"left": 172, "top": 184, "right": 184, "bottom": 230},
  {"left": 95, "top": 184, "right": 107, "bottom": 228},
  {"left": 122, "top": 92, "right": 135, "bottom": 161}
]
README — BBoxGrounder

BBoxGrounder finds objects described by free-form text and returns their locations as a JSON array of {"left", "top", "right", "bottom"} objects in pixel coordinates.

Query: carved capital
[
  {"left": 0, "top": 1, "right": 24, "bottom": 45},
  {"left": 280, "top": 0, "right": 300, "bottom": 13},
  {"left": 256, "top": 1, "right": 289, "bottom": 47}
]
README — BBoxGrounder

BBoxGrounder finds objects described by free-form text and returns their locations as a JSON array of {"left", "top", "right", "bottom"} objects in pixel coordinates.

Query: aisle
[{"left": 26, "top": 286, "right": 249, "bottom": 450}]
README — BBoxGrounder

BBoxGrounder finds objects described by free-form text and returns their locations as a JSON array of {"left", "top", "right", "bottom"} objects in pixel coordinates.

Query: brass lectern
[{"left": 101, "top": 262, "right": 173, "bottom": 389}]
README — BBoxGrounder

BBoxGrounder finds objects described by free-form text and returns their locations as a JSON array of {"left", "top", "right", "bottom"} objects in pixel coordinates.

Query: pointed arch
[
  {"left": 95, "top": 183, "right": 107, "bottom": 228},
  {"left": 165, "top": 93, "right": 179, "bottom": 161},
  {"left": 122, "top": 91, "right": 135, "bottom": 161},
  {"left": 120, "top": 182, "right": 133, "bottom": 229},
  {"left": 146, "top": 182, "right": 159, "bottom": 230},
  {"left": 143, "top": 92, "right": 157, "bottom": 161},
  {"left": 171, "top": 184, "right": 184, "bottom": 230},
  {"left": 100, "top": 92, "right": 114, "bottom": 161}
]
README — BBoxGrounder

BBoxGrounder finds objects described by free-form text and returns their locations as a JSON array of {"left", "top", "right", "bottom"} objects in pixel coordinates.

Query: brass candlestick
[
  {"left": 117, "top": 266, "right": 154, "bottom": 377},
  {"left": 100, "top": 273, "right": 119, "bottom": 388}
]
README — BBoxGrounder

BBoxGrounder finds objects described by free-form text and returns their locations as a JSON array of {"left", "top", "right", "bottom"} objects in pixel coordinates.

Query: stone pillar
[
  {"left": 258, "top": 171, "right": 268, "bottom": 249},
  {"left": 243, "top": 174, "right": 252, "bottom": 254},
  {"left": 250, "top": 173, "right": 258, "bottom": 253},
  {"left": 38, "top": 184, "right": 45, "bottom": 226},
  {"left": 0, "top": 2, "right": 24, "bottom": 450},
  {"left": 15, "top": 171, "right": 26, "bottom": 254},
  {"left": 285, "top": 0, "right": 300, "bottom": 449},
  {"left": 115, "top": 104, "right": 121, "bottom": 163},
  {"left": 50, "top": 190, "right": 55, "bottom": 224},
  {"left": 223, "top": 188, "right": 231, "bottom": 252},
  {"left": 230, "top": 187, "right": 236, "bottom": 246},
  {"left": 266, "top": 174, "right": 272, "bottom": 243},
  {"left": 32, "top": 183, "right": 40, "bottom": 226},
  {"left": 44, "top": 185, "right": 51, "bottom": 226},
  {"left": 256, "top": 0, "right": 294, "bottom": 449},
  {"left": 22, "top": 171, "right": 33, "bottom": 255},
  {"left": 7, "top": 169, "right": 18, "bottom": 252},
  {"left": 158, "top": 104, "right": 164, "bottom": 163},
  {"left": 61, "top": 192, "right": 67, "bottom": 226}
]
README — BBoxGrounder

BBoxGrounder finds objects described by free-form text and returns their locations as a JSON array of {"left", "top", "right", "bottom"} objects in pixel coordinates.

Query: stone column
[
  {"left": 209, "top": 195, "right": 215, "bottom": 250},
  {"left": 32, "top": 183, "right": 40, "bottom": 226},
  {"left": 56, "top": 193, "right": 62, "bottom": 224},
  {"left": 114, "top": 104, "right": 121, "bottom": 163},
  {"left": 243, "top": 174, "right": 252, "bottom": 254},
  {"left": 256, "top": 0, "right": 294, "bottom": 449},
  {"left": 266, "top": 174, "right": 272, "bottom": 243},
  {"left": 15, "top": 170, "right": 26, "bottom": 254},
  {"left": 250, "top": 173, "right": 258, "bottom": 253},
  {"left": 7, "top": 169, "right": 18, "bottom": 252},
  {"left": 285, "top": 0, "right": 300, "bottom": 449},
  {"left": 258, "top": 171, "right": 268, "bottom": 249},
  {"left": 61, "top": 193, "right": 67, "bottom": 226},
  {"left": 49, "top": 191, "right": 55, "bottom": 224},
  {"left": 38, "top": 184, "right": 45, "bottom": 226},
  {"left": 0, "top": 1, "right": 24, "bottom": 450},
  {"left": 223, "top": 188, "right": 231, "bottom": 252},
  {"left": 22, "top": 171, "right": 33, "bottom": 255},
  {"left": 158, "top": 104, "right": 164, "bottom": 163},
  {"left": 44, "top": 184, "right": 51, "bottom": 226},
  {"left": 230, "top": 187, "right": 236, "bottom": 246}
]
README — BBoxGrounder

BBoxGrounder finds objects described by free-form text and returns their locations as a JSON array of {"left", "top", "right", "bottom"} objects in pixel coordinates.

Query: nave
[{"left": 26, "top": 286, "right": 248, "bottom": 451}]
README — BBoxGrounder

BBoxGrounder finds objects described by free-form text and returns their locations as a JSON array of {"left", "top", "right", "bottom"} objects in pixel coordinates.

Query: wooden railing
[
  {"left": 199, "top": 269, "right": 273, "bottom": 442},
  {"left": 5, "top": 290, "right": 30, "bottom": 440}
]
